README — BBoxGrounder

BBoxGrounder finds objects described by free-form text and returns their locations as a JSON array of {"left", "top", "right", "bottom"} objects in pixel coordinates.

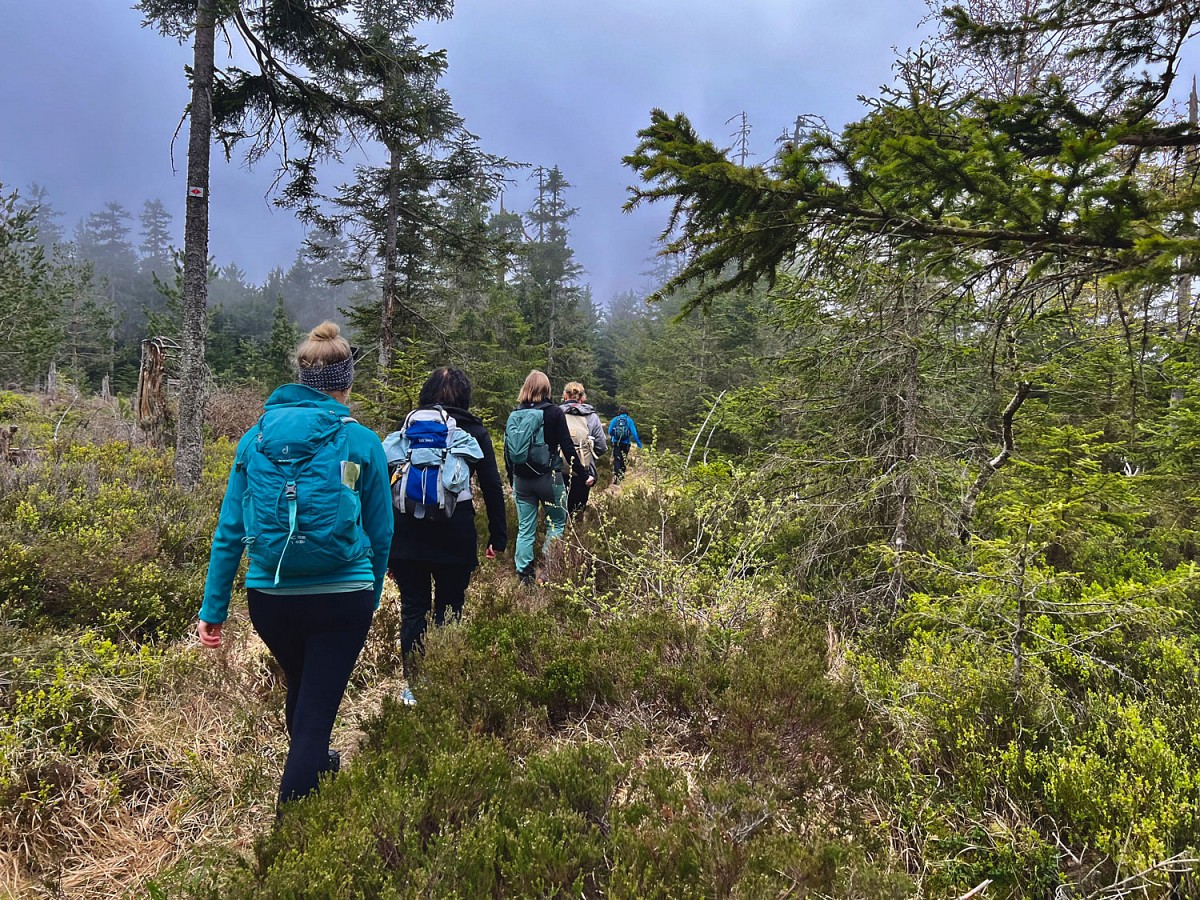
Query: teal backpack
[
  {"left": 505, "top": 406, "right": 553, "bottom": 477},
  {"left": 611, "top": 414, "right": 633, "bottom": 444},
  {"left": 238, "top": 407, "right": 370, "bottom": 584}
]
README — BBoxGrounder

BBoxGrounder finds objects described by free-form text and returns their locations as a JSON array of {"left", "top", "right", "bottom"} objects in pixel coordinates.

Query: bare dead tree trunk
[
  {"left": 546, "top": 283, "right": 557, "bottom": 379},
  {"left": 1010, "top": 522, "right": 1033, "bottom": 773},
  {"left": 1172, "top": 79, "right": 1198, "bottom": 405},
  {"left": 380, "top": 143, "right": 401, "bottom": 378},
  {"left": 137, "top": 338, "right": 169, "bottom": 448},
  {"left": 889, "top": 285, "right": 920, "bottom": 602},
  {"left": 888, "top": 343, "right": 919, "bottom": 601},
  {"left": 686, "top": 390, "right": 727, "bottom": 468},
  {"left": 174, "top": 0, "right": 215, "bottom": 489},
  {"left": 959, "top": 381, "right": 1032, "bottom": 541}
]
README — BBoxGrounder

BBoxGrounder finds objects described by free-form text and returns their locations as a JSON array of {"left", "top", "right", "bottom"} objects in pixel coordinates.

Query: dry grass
[
  {"left": 0, "top": 544, "right": 502, "bottom": 898},
  {"left": 0, "top": 617, "right": 286, "bottom": 899}
]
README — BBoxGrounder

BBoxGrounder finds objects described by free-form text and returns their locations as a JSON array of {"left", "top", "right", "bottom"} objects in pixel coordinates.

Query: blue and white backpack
[{"left": 383, "top": 406, "right": 483, "bottom": 521}]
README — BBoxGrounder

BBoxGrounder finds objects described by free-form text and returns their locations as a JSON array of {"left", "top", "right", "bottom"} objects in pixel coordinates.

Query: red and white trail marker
[{"left": 188, "top": 186, "right": 205, "bottom": 198}]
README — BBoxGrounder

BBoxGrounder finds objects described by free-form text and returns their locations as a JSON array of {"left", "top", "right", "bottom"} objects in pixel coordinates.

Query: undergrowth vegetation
[
  {"left": 1, "top": 390, "right": 1199, "bottom": 898},
  {"left": 155, "top": 475, "right": 907, "bottom": 899}
]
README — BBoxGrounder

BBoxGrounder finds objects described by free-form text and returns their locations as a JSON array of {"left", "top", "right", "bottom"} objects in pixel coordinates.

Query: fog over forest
[{"left": 0, "top": 0, "right": 926, "bottom": 306}]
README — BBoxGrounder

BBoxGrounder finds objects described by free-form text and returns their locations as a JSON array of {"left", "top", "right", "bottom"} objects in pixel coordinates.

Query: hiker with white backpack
[
  {"left": 384, "top": 367, "right": 508, "bottom": 705},
  {"left": 504, "top": 370, "right": 581, "bottom": 585},
  {"left": 197, "top": 322, "right": 393, "bottom": 811},
  {"left": 559, "top": 381, "right": 607, "bottom": 517}
]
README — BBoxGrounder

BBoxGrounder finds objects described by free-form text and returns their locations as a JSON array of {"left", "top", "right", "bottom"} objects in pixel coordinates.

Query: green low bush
[
  {"left": 154, "top": 584, "right": 907, "bottom": 898},
  {"left": 0, "top": 439, "right": 231, "bottom": 640}
]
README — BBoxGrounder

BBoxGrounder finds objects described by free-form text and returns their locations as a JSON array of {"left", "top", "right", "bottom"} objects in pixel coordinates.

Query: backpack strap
[{"left": 276, "top": 479, "right": 299, "bottom": 585}]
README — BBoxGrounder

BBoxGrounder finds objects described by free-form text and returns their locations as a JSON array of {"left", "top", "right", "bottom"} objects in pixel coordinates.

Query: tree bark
[
  {"left": 174, "top": 0, "right": 215, "bottom": 489},
  {"left": 959, "top": 381, "right": 1031, "bottom": 541},
  {"left": 546, "top": 282, "right": 557, "bottom": 378},
  {"left": 380, "top": 143, "right": 401, "bottom": 377},
  {"left": 889, "top": 339, "right": 920, "bottom": 602}
]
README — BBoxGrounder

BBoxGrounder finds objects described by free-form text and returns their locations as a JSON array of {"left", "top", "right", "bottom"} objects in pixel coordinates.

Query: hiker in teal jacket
[
  {"left": 198, "top": 322, "right": 393, "bottom": 810},
  {"left": 505, "top": 369, "right": 580, "bottom": 584}
]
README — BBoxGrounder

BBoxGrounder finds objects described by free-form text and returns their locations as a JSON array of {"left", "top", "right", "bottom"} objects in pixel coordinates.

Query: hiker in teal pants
[
  {"left": 514, "top": 479, "right": 567, "bottom": 577},
  {"left": 504, "top": 370, "right": 580, "bottom": 584}
]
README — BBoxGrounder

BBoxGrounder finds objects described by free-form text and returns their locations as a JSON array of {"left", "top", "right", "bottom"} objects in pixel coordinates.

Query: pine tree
[
  {"left": 21, "top": 183, "right": 65, "bottom": 253},
  {"left": 73, "top": 202, "right": 138, "bottom": 323},
  {"left": 518, "top": 165, "right": 587, "bottom": 380},
  {"left": 138, "top": 199, "right": 175, "bottom": 278},
  {"left": 0, "top": 184, "right": 67, "bottom": 386}
]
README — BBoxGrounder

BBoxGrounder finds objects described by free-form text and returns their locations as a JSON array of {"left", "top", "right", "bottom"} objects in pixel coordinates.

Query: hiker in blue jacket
[
  {"left": 608, "top": 406, "right": 643, "bottom": 483},
  {"left": 386, "top": 366, "right": 508, "bottom": 705},
  {"left": 197, "top": 321, "right": 393, "bottom": 810}
]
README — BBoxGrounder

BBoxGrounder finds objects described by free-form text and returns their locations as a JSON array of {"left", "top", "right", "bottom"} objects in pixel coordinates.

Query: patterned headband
[{"left": 299, "top": 354, "right": 355, "bottom": 393}]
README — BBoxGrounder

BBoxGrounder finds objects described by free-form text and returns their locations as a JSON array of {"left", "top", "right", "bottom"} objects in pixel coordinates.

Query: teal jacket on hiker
[{"left": 199, "top": 384, "right": 394, "bottom": 625}]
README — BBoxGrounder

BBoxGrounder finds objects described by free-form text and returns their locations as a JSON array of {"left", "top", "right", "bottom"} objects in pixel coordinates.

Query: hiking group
[{"left": 197, "top": 324, "right": 643, "bottom": 814}]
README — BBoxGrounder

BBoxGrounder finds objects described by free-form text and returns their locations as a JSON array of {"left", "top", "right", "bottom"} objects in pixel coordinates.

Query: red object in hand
[{"left": 485, "top": 544, "right": 496, "bottom": 560}]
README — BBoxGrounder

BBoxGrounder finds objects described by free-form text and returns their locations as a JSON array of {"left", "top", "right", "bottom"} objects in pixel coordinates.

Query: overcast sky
[{"left": 0, "top": 1, "right": 929, "bottom": 307}]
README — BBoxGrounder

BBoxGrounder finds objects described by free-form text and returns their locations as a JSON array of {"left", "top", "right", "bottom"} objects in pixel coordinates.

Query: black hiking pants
[
  {"left": 390, "top": 561, "right": 474, "bottom": 677},
  {"left": 612, "top": 442, "right": 631, "bottom": 482},
  {"left": 247, "top": 588, "right": 375, "bottom": 807},
  {"left": 565, "top": 467, "right": 593, "bottom": 516}
]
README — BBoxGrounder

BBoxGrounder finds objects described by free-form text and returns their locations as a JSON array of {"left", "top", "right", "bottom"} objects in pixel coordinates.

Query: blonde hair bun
[{"left": 308, "top": 321, "right": 342, "bottom": 342}]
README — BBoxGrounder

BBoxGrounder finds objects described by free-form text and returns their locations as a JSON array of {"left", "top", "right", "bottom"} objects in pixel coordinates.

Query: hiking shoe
[
  {"left": 399, "top": 686, "right": 417, "bottom": 707},
  {"left": 518, "top": 571, "right": 536, "bottom": 587},
  {"left": 327, "top": 748, "right": 341, "bottom": 774}
]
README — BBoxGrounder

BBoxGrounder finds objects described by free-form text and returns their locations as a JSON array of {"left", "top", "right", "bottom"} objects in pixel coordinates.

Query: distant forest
[
  {"left": 1, "top": 162, "right": 757, "bottom": 451},
  {"left": 1, "top": 175, "right": 588, "bottom": 400}
]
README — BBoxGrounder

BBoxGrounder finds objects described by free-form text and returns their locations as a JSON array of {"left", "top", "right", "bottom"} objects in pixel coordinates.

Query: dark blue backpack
[{"left": 383, "top": 407, "right": 482, "bottom": 521}]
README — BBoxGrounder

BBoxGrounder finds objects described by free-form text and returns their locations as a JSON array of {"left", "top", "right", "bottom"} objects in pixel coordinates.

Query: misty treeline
[
  {"left": 0, "top": 0, "right": 768, "bottom": 441},
  {"left": 0, "top": 161, "right": 758, "bottom": 443},
  {"left": 0, "top": 184, "right": 349, "bottom": 391},
  {"left": 0, "top": 175, "right": 554, "bottom": 407}
]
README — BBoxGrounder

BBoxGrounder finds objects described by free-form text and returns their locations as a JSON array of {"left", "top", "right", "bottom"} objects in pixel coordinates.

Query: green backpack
[{"left": 505, "top": 406, "right": 553, "bottom": 477}]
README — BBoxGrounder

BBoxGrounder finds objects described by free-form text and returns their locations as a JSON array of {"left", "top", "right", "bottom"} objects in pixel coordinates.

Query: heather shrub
[
  {"left": 156, "top": 572, "right": 907, "bottom": 898},
  {"left": 0, "top": 439, "right": 230, "bottom": 640}
]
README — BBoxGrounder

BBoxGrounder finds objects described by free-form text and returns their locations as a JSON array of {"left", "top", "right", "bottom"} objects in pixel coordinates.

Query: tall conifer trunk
[
  {"left": 889, "top": 284, "right": 920, "bottom": 602},
  {"left": 380, "top": 144, "right": 401, "bottom": 377},
  {"left": 546, "top": 283, "right": 557, "bottom": 379},
  {"left": 174, "top": 0, "right": 215, "bottom": 488}
]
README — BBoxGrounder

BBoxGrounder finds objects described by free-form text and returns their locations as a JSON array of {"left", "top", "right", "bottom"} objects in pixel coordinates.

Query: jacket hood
[
  {"left": 442, "top": 405, "right": 483, "bottom": 427},
  {"left": 264, "top": 383, "right": 352, "bottom": 414},
  {"left": 561, "top": 401, "right": 595, "bottom": 415}
]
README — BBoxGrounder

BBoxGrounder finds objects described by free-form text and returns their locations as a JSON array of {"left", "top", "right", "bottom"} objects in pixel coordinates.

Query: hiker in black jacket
[
  {"left": 387, "top": 367, "right": 507, "bottom": 705},
  {"left": 504, "top": 369, "right": 580, "bottom": 584}
]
